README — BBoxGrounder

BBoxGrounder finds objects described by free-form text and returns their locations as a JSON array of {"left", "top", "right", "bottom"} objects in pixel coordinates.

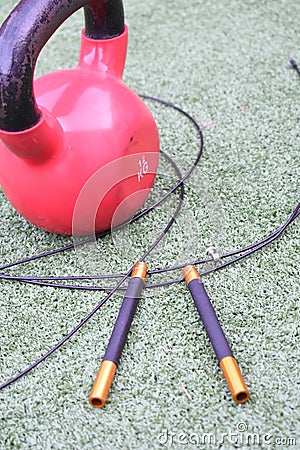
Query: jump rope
[{"left": 0, "top": 60, "right": 299, "bottom": 407}]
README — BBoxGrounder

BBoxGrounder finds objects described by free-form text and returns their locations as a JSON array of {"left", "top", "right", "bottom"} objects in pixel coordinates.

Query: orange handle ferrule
[
  {"left": 220, "top": 356, "right": 250, "bottom": 403},
  {"left": 88, "top": 360, "right": 117, "bottom": 408}
]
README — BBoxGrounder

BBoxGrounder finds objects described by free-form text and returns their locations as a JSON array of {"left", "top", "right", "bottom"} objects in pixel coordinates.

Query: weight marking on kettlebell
[{"left": 137, "top": 155, "right": 149, "bottom": 182}]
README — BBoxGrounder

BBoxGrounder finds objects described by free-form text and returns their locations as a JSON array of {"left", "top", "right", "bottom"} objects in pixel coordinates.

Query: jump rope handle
[
  {"left": 89, "top": 262, "right": 148, "bottom": 408},
  {"left": 183, "top": 265, "right": 250, "bottom": 403}
]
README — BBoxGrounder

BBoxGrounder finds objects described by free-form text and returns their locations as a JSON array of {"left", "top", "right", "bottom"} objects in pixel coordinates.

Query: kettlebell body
[{"left": 0, "top": 1, "right": 159, "bottom": 235}]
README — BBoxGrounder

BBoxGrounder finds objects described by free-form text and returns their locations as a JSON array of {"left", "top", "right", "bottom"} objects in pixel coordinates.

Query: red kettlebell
[{"left": 0, "top": 0, "right": 159, "bottom": 235}]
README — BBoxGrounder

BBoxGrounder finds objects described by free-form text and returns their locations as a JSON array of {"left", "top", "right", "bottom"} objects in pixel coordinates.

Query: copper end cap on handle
[
  {"left": 220, "top": 356, "right": 250, "bottom": 403},
  {"left": 131, "top": 262, "right": 148, "bottom": 280},
  {"left": 182, "top": 265, "right": 201, "bottom": 285},
  {"left": 88, "top": 360, "right": 117, "bottom": 409}
]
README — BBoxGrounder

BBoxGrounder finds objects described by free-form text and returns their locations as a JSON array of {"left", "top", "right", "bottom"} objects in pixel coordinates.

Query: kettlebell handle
[{"left": 0, "top": 0, "right": 124, "bottom": 132}]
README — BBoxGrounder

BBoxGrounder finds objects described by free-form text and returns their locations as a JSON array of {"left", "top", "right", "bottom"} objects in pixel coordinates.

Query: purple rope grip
[
  {"left": 183, "top": 265, "right": 250, "bottom": 403},
  {"left": 103, "top": 276, "right": 145, "bottom": 365},
  {"left": 88, "top": 262, "right": 147, "bottom": 408},
  {"left": 187, "top": 279, "right": 233, "bottom": 362}
]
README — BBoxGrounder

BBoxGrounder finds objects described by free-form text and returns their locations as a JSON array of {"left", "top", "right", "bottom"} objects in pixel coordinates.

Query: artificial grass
[{"left": 0, "top": 0, "right": 299, "bottom": 449}]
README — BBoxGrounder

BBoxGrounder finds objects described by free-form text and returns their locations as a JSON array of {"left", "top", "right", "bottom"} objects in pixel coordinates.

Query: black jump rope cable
[{"left": 0, "top": 61, "right": 299, "bottom": 391}]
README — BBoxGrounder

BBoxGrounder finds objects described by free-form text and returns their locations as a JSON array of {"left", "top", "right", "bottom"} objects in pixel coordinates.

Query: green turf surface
[{"left": 0, "top": 1, "right": 299, "bottom": 449}]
